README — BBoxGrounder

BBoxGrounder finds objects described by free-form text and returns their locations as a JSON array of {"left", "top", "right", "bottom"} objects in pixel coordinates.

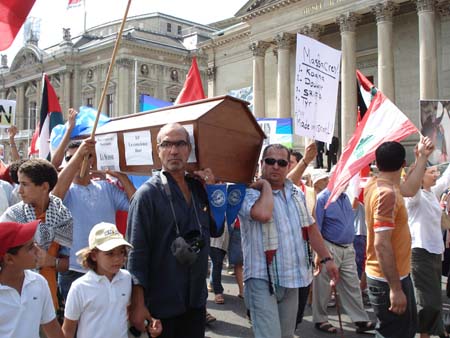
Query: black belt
[{"left": 326, "top": 239, "right": 351, "bottom": 249}]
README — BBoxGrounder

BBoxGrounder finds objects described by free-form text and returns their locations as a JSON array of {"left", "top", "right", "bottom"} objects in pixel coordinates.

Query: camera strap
[{"left": 160, "top": 171, "right": 203, "bottom": 236}]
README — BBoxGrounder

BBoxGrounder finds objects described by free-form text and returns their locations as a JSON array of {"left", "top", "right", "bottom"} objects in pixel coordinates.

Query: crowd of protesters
[{"left": 1, "top": 111, "right": 450, "bottom": 338}]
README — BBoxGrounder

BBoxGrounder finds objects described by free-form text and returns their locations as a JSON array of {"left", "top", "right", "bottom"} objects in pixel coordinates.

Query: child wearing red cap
[{"left": 0, "top": 221, "right": 64, "bottom": 338}]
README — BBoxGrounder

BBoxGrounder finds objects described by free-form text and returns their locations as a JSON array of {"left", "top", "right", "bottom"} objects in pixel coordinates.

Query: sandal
[
  {"left": 315, "top": 322, "right": 337, "bottom": 334},
  {"left": 355, "top": 321, "right": 376, "bottom": 333},
  {"left": 206, "top": 312, "right": 216, "bottom": 324},
  {"left": 214, "top": 294, "right": 225, "bottom": 304}
]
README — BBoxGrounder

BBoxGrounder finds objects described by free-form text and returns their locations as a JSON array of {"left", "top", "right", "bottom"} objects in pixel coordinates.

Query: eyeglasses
[
  {"left": 158, "top": 140, "right": 189, "bottom": 149},
  {"left": 264, "top": 158, "right": 289, "bottom": 167}
]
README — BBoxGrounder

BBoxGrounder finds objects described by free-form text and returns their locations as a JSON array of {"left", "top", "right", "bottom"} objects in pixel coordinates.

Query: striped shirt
[{"left": 239, "top": 180, "right": 314, "bottom": 288}]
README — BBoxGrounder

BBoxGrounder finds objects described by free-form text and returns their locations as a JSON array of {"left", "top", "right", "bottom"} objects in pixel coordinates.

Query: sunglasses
[{"left": 264, "top": 158, "right": 289, "bottom": 167}]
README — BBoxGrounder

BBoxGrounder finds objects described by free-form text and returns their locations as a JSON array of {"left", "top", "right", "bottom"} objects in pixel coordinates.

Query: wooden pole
[{"left": 80, "top": 0, "right": 132, "bottom": 177}]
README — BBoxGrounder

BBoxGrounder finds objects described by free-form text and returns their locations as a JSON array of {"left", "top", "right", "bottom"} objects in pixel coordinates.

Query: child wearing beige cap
[{"left": 62, "top": 222, "right": 162, "bottom": 338}]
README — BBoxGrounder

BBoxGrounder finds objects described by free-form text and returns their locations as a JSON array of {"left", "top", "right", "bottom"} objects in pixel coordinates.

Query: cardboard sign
[
  {"left": 0, "top": 100, "right": 16, "bottom": 128},
  {"left": 294, "top": 34, "right": 341, "bottom": 143}
]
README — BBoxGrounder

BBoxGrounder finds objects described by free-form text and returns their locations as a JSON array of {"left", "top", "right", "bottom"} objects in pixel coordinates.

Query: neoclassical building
[
  {"left": 0, "top": 13, "right": 215, "bottom": 159},
  {"left": 201, "top": 0, "right": 450, "bottom": 157}
]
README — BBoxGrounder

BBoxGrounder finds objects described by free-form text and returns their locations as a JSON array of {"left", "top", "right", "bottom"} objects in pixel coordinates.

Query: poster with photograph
[{"left": 420, "top": 100, "right": 450, "bottom": 165}]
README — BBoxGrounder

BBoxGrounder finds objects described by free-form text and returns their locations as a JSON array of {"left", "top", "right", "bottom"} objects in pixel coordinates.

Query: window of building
[
  {"left": 106, "top": 94, "right": 113, "bottom": 116},
  {"left": 167, "top": 23, "right": 172, "bottom": 33},
  {"left": 177, "top": 25, "right": 182, "bottom": 35},
  {"left": 87, "top": 97, "right": 93, "bottom": 107}
]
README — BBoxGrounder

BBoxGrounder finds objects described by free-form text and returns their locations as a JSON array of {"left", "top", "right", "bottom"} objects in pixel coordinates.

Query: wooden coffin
[{"left": 95, "top": 95, "right": 265, "bottom": 183}]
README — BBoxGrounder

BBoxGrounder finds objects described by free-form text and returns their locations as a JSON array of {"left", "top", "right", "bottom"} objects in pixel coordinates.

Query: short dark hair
[
  {"left": 9, "top": 159, "right": 27, "bottom": 184},
  {"left": 18, "top": 159, "right": 58, "bottom": 191},
  {"left": 261, "top": 144, "right": 290, "bottom": 161},
  {"left": 78, "top": 247, "right": 98, "bottom": 271},
  {"left": 290, "top": 150, "right": 303, "bottom": 162},
  {"left": 375, "top": 141, "right": 405, "bottom": 172},
  {"left": 65, "top": 140, "right": 82, "bottom": 153}
]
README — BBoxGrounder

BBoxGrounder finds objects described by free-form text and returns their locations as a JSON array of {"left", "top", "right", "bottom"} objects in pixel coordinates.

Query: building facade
[
  {"left": 0, "top": 13, "right": 214, "bottom": 160},
  {"left": 201, "top": 0, "right": 450, "bottom": 157}
]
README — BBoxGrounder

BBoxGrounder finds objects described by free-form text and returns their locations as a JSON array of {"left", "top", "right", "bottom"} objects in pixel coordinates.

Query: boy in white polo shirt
[
  {"left": 62, "top": 222, "right": 162, "bottom": 338},
  {"left": 0, "top": 220, "right": 64, "bottom": 338}
]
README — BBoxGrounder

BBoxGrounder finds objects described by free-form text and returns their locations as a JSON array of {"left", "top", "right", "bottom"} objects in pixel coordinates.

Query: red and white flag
[
  {"left": 326, "top": 70, "right": 418, "bottom": 207},
  {"left": 0, "top": 0, "right": 36, "bottom": 51},
  {"left": 175, "top": 57, "right": 205, "bottom": 104},
  {"left": 67, "top": 0, "right": 82, "bottom": 9}
]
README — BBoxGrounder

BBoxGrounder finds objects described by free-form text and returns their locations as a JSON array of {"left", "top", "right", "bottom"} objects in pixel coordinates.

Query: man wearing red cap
[{"left": 0, "top": 221, "right": 64, "bottom": 338}]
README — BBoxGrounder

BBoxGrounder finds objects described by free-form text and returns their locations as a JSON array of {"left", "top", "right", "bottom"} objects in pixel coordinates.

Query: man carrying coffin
[
  {"left": 238, "top": 143, "right": 339, "bottom": 338},
  {"left": 127, "top": 123, "right": 222, "bottom": 338}
]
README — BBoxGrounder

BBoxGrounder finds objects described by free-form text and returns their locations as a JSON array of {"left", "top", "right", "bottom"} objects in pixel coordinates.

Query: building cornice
[
  {"left": 200, "top": 30, "right": 251, "bottom": 50},
  {"left": 242, "top": 0, "right": 302, "bottom": 21}
]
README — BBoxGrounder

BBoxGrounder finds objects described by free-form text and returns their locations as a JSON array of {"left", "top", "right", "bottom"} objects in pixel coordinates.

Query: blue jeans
[
  {"left": 209, "top": 247, "right": 226, "bottom": 294},
  {"left": 244, "top": 278, "right": 298, "bottom": 338},
  {"left": 58, "top": 270, "right": 84, "bottom": 302},
  {"left": 367, "top": 276, "right": 417, "bottom": 338}
]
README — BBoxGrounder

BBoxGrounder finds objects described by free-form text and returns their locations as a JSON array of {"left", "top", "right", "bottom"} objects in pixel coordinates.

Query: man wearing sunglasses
[{"left": 238, "top": 143, "right": 339, "bottom": 338}]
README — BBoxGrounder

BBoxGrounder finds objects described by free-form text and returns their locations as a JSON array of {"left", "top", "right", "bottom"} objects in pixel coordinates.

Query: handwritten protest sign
[
  {"left": 0, "top": 100, "right": 16, "bottom": 128},
  {"left": 294, "top": 34, "right": 341, "bottom": 143},
  {"left": 95, "top": 133, "right": 120, "bottom": 171}
]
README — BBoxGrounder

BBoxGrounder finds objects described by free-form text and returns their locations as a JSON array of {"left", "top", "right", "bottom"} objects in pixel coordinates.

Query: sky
[{"left": 3, "top": 0, "right": 246, "bottom": 66}]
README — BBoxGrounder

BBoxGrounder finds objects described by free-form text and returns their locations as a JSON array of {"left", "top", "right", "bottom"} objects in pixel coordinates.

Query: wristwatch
[{"left": 319, "top": 257, "right": 333, "bottom": 264}]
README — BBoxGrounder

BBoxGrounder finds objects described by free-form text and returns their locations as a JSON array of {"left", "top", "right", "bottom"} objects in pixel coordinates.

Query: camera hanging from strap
[{"left": 159, "top": 171, "right": 203, "bottom": 236}]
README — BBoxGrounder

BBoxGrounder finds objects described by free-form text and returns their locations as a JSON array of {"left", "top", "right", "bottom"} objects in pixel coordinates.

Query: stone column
[
  {"left": 372, "top": 1, "right": 397, "bottom": 101},
  {"left": 417, "top": 0, "right": 438, "bottom": 99},
  {"left": 207, "top": 65, "right": 216, "bottom": 97},
  {"left": 117, "top": 58, "right": 132, "bottom": 117},
  {"left": 16, "top": 84, "right": 25, "bottom": 129},
  {"left": 61, "top": 70, "right": 72, "bottom": 114},
  {"left": 337, "top": 13, "right": 358, "bottom": 149},
  {"left": 299, "top": 23, "right": 324, "bottom": 40},
  {"left": 249, "top": 41, "right": 271, "bottom": 118},
  {"left": 72, "top": 65, "right": 81, "bottom": 110},
  {"left": 275, "top": 33, "right": 294, "bottom": 118}
]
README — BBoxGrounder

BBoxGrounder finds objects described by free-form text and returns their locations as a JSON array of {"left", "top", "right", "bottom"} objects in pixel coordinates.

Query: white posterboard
[
  {"left": 184, "top": 124, "right": 197, "bottom": 163},
  {"left": 294, "top": 34, "right": 341, "bottom": 143},
  {"left": 95, "top": 133, "right": 120, "bottom": 171},
  {"left": 0, "top": 100, "right": 16, "bottom": 128},
  {"left": 124, "top": 130, "right": 153, "bottom": 165}
]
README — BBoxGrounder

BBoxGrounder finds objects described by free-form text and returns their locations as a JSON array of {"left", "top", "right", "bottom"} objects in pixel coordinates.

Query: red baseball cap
[{"left": 0, "top": 220, "right": 40, "bottom": 258}]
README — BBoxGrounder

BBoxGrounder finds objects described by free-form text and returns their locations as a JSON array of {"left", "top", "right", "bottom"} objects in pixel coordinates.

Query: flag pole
[
  {"left": 79, "top": 0, "right": 132, "bottom": 177},
  {"left": 83, "top": 0, "right": 87, "bottom": 33}
]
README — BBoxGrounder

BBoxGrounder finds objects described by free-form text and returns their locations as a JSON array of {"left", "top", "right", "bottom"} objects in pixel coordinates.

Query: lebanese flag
[
  {"left": 67, "top": 0, "right": 82, "bottom": 9},
  {"left": 0, "top": 0, "right": 36, "bottom": 51},
  {"left": 38, "top": 74, "right": 64, "bottom": 159},
  {"left": 326, "top": 70, "right": 418, "bottom": 207},
  {"left": 175, "top": 57, "right": 205, "bottom": 104}
]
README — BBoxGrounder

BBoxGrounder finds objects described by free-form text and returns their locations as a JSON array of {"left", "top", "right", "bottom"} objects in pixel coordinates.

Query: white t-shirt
[
  {"left": 64, "top": 269, "right": 131, "bottom": 338},
  {"left": 0, "top": 270, "right": 55, "bottom": 338},
  {"left": 405, "top": 164, "right": 450, "bottom": 254}
]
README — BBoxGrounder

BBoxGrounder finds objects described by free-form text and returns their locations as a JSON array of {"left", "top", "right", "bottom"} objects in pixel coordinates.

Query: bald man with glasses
[{"left": 238, "top": 143, "right": 339, "bottom": 338}]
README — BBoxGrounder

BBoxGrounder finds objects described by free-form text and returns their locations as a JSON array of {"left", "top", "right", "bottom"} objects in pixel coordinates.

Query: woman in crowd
[{"left": 405, "top": 161, "right": 450, "bottom": 338}]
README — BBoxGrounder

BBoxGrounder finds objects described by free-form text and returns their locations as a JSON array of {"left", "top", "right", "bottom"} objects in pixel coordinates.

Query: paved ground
[{"left": 205, "top": 271, "right": 450, "bottom": 338}]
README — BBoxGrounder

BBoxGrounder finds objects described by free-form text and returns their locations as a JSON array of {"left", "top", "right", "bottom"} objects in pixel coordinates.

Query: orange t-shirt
[
  {"left": 364, "top": 177, "right": 411, "bottom": 279},
  {"left": 37, "top": 212, "right": 59, "bottom": 310}
]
